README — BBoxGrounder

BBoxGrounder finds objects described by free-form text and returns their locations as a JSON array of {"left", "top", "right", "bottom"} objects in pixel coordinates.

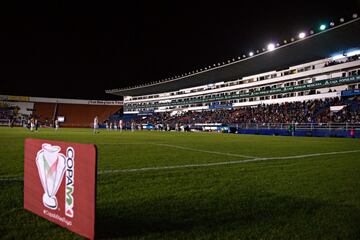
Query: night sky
[{"left": 1, "top": 1, "right": 360, "bottom": 100}]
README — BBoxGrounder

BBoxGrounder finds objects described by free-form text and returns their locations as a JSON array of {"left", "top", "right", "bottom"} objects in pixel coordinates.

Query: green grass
[{"left": 0, "top": 127, "right": 359, "bottom": 239}]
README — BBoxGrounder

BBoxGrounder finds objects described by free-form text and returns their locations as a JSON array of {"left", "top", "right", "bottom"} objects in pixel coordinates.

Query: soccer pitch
[{"left": 1, "top": 128, "right": 359, "bottom": 239}]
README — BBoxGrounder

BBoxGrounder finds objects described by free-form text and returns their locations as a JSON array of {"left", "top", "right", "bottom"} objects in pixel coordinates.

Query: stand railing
[{"left": 232, "top": 122, "right": 360, "bottom": 130}]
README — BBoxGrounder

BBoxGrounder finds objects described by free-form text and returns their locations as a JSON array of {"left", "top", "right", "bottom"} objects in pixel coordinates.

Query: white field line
[
  {"left": 98, "top": 142, "right": 258, "bottom": 159},
  {"left": 99, "top": 142, "right": 149, "bottom": 145},
  {"left": 151, "top": 143, "right": 257, "bottom": 159},
  {"left": 2, "top": 149, "right": 360, "bottom": 182},
  {"left": 97, "top": 149, "right": 360, "bottom": 175},
  {"left": 0, "top": 176, "right": 23, "bottom": 182}
]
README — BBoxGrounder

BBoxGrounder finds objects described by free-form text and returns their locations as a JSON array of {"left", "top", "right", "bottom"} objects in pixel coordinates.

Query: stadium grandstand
[
  {"left": 0, "top": 95, "right": 122, "bottom": 128},
  {"left": 107, "top": 16, "right": 360, "bottom": 138}
]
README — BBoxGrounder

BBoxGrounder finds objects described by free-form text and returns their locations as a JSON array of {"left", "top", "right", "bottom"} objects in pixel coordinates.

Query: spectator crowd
[{"left": 132, "top": 97, "right": 360, "bottom": 128}]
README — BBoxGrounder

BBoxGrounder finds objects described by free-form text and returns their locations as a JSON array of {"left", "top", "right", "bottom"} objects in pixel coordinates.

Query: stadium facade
[{"left": 107, "top": 18, "right": 360, "bottom": 115}]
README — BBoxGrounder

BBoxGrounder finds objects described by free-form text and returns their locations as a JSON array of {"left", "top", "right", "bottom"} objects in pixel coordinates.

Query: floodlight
[
  {"left": 298, "top": 32, "right": 306, "bottom": 39},
  {"left": 267, "top": 43, "right": 275, "bottom": 51}
]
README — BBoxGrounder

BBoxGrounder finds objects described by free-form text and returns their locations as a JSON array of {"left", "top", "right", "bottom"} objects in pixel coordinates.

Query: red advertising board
[{"left": 24, "top": 138, "right": 97, "bottom": 239}]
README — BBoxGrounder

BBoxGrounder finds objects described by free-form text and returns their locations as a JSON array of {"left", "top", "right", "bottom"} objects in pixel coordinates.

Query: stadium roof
[{"left": 107, "top": 18, "right": 360, "bottom": 97}]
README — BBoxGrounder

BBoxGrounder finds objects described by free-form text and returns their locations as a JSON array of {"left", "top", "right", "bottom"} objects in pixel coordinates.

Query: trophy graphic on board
[{"left": 36, "top": 143, "right": 66, "bottom": 210}]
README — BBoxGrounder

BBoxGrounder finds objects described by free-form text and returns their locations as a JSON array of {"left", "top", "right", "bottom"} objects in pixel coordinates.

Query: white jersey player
[
  {"left": 119, "top": 119, "right": 123, "bottom": 131},
  {"left": 30, "top": 118, "right": 35, "bottom": 132},
  {"left": 93, "top": 116, "right": 99, "bottom": 133},
  {"left": 55, "top": 119, "right": 59, "bottom": 131}
]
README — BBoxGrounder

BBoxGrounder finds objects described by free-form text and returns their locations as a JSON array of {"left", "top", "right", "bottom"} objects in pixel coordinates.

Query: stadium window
[{"left": 348, "top": 70, "right": 357, "bottom": 76}]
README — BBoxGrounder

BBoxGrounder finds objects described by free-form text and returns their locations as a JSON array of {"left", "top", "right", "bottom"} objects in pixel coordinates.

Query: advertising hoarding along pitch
[{"left": 24, "top": 138, "right": 97, "bottom": 239}]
